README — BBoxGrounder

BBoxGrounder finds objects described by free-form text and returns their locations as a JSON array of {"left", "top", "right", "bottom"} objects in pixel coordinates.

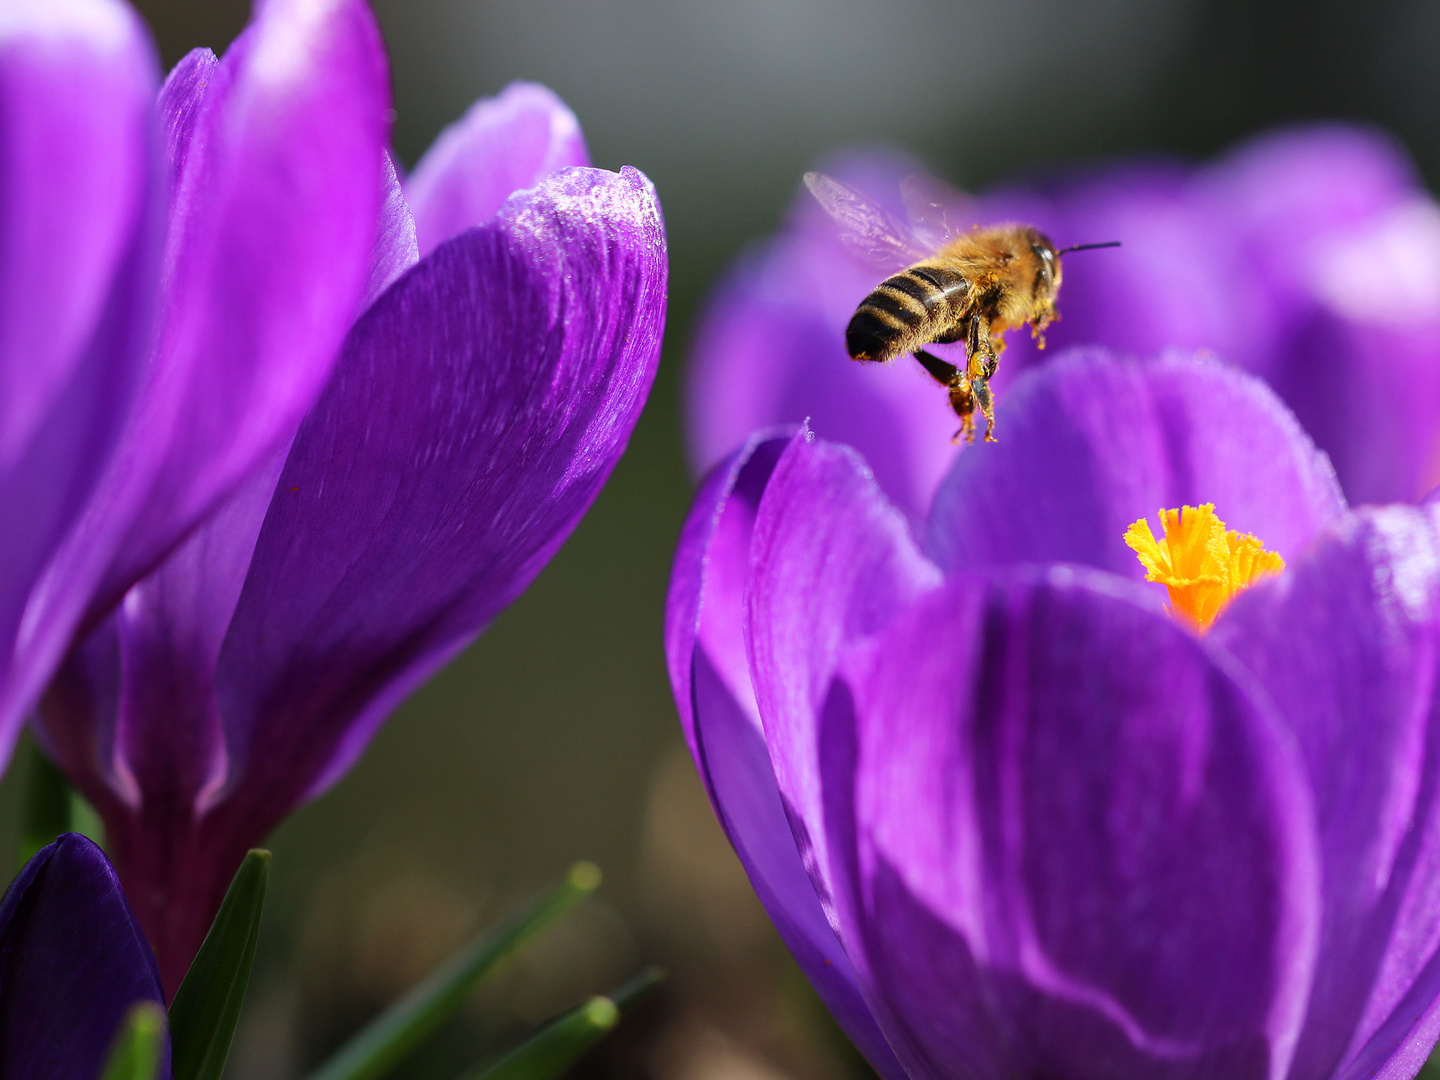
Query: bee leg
[
  {"left": 915, "top": 348, "right": 976, "bottom": 442},
  {"left": 948, "top": 376, "right": 976, "bottom": 444},
  {"left": 913, "top": 349, "right": 959, "bottom": 388},
  {"left": 972, "top": 376, "right": 997, "bottom": 442},
  {"left": 916, "top": 349, "right": 975, "bottom": 442},
  {"left": 966, "top": 315, "right": 1000, "bottom": 382}
]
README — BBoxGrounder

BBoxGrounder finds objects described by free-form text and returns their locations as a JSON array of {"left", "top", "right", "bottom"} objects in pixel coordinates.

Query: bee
[{"left": 805, "top": 172, "right": 1119, "bottom": 443}]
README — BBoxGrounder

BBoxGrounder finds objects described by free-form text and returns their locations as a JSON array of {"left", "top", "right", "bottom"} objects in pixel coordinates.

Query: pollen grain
[{"left": 1124, "top": 504, "right": 1284, "bottom": 632}]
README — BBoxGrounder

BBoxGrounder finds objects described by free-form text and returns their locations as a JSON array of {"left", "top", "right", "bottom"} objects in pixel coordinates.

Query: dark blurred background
[{"left": 6, "top": 1, "right": 1440, "bottom": 1076}]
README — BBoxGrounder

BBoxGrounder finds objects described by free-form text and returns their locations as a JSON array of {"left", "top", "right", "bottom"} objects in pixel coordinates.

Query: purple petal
[
  {"left": 746, "top": 430, "right": 941, "bottom": 950},
  {"left": 1211, "top": 127, "right": 1440, "bottom": 507},
  {"left": 360, "top": 150, "right": 419, "bottom": 312},
  {"left": 666, "top": 430, "right": 791, "bottom": 768},
  {"left": 664, "top": 431, "right": 908, "bottom": 1079},
  {"left": 156, "top": 47, "right": 218, "bottom": 204},
  {"left": 0, "top": 0, "right": 155, "bottom": 465},
  {"left": 0, "top": 834, "right": 170, "bottom": 1079},
  {"left": 189, "top": 163, "right": 662, "bottom": 880},
  {"left": 1213, "top": 506, "right": 1440, "bottom": 1079},
  {"left": 0, "top": 0, "right": 159, "bottom": 758},
  {"left": 1205, "top": 124, "right": 1419, "bottom": 303},
  {"left": 925, "top": 349, "right": 1346, "bottom": 580},
  {"left": 835, "top": 568, "right": 1318, "bottom": 1080},
  {"left": 1267, "top": 213, "right": 1440, "bottom": 506},
  {"left": 85, "top": 0, "right": 392, "bottom": 609},
  {"left": 406, "top": 81, "right": 589, "bottom": 257}
]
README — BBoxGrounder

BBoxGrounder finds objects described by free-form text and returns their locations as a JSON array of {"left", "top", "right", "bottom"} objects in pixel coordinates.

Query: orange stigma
[{"left": 1124, "top": 504, "right": 1284, "bottom": 632}]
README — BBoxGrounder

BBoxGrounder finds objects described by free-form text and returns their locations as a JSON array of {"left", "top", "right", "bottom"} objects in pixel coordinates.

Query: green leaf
[
  {"left": 462, "top": 965, "right": 666, "bottom": 1080},
  {"left": 18, "top": 736, "right": 106, "bottom": 869},
  {"left": 19, "top": 739, "right": 72, "bottom": 868},
  {"left": 67, "top": 786, "right": 106, "bottom": 848},
  {"left": 604, "top": 964, "right": 667, "bottom": 1014},
  {"left": 467, "top": 998, "right": 617, "bottom": 1080},
  {"left": 168, "top": 849, "right": 271, "bottom": 1080},
  {"left": 98, "top": 1002, "right": 166, "bottom": 1080},
  {"left": 305, "top": 861, "right": 603, "bottom": 1080}
]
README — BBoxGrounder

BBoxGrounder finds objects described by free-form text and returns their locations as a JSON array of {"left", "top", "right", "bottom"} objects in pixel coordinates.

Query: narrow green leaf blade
[
  {"left": 19, "top": 740, "right": 72, "bottom": 868},
  {"left": 168, "top": 849, "right": 271, "bottom": 1080},
  {"left": 605, "top": 965, "right": 667, "bottom": 1014},
  {"left": 99, "top": 1002, "right": 166, "bottom": 1080},
  {"left": 305, "top": 861, "right": 602, "bottom": 1080},
  {"left": 464, "top": 966, "right": 666, "bottom": 1080},
  {"left": 468, "top": 997, "right": 617, "bottom": 1080}
]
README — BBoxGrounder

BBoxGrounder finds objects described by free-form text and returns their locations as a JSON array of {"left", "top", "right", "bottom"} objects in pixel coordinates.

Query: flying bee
[{"left": 805, "top": 171, "right": 1119, "bottom": 443}]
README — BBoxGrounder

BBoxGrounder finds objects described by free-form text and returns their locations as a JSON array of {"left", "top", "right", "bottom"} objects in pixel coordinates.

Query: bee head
[{"left": 1029, "top": 233, "right": 1061, "bottom": 327}]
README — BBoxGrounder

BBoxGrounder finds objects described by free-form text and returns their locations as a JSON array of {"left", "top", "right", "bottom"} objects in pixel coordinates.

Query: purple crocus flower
[
  {"left": 34, "top": 73, "right": 666, "bottom": 989},
  {"left": 0, "top": 0, "right": 390, "bottom": 775},
  {"left": 0, "top": 834, "right": 170, "bottom": 1079},
  {"left": 689, "top": 127, "right": 1440, "bottom": 517},
  {"left": 668, "top": 347, "right": 1440, "bottom": 1080}
]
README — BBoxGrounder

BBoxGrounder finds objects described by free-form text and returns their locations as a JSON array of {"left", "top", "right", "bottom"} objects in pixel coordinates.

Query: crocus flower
[
  {"left": 0, "top": 0, "right": 390, "bottom": 775},
  {"left": 35, "top": 73, "right": 666, "bottom": 990},
  {"left": 668, "top": 347, "right": 1440, "bottom": 1080},
  {"left": 689, "top": 127, "right": 1440, "bottom": 518},
  {"left": 0, "top": 834, "right": 170, "bottom": 1079}
]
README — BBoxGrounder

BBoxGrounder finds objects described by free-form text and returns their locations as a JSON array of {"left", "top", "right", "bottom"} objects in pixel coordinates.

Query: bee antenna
[{"left": 1057, "top": 241, "right": 1122, "bottom": 255}]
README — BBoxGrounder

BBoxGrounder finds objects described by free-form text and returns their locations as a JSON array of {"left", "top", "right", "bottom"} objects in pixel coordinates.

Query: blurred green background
[{"left": 7, "top": 0, "right": 1440, "bottom": 1076}]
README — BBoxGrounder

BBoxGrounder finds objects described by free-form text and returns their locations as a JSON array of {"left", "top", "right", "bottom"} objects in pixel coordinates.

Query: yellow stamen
[{"left": 1124, "top": 504, "right": 1284, "bottom": 632}]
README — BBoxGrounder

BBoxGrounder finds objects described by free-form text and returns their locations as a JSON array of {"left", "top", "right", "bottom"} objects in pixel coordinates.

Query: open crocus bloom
[
  {"left": 688, "top": 127, "right": 1440, "bottom": 519},
  {"left": 31, "top": 35, "right": 665, "bottom": 990},
  {"left": 668, "top": 348, "right": 1440, "bottom": 1080},
  {"left": 0, "top": 835, "right": 169, "bottom": 1079}
]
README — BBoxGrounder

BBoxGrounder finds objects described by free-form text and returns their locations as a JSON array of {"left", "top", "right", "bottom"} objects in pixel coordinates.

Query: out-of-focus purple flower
[
  {"left": 0, "top": 834, "right": 170, "bottom": 1079},
  {"left": 0, "top": 0, "right": 390, "bottom": 776},
  {"left": 689, "top": 128, "right": 1440, "bottom": 517},
  {"left": 668, "top": 348, "right": 1440, "bottom": 1080},
  {"left": 37, "top": 77, "right": 666, "bottom": 990}
]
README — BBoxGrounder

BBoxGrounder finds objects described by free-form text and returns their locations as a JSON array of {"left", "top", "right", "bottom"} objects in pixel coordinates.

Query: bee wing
[
  {"left": 803, "top": 171, "right": 929, "bottom": 271},
  {"left": 899, "top": 172, "right": 975, "bottom": 247}
]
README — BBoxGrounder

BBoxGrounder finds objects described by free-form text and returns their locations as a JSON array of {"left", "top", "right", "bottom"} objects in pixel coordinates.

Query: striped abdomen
[{"left": 845, "top": 263, "right": 969, "bottom": 363}]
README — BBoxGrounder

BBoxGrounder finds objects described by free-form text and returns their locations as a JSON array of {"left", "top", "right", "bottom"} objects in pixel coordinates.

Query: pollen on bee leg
[
  {"left": 949, "top": 377, "right": 976, "bottom": 444},
  {"left": 1123, "top": 503, "right": 1284, "bottom": 632}
]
